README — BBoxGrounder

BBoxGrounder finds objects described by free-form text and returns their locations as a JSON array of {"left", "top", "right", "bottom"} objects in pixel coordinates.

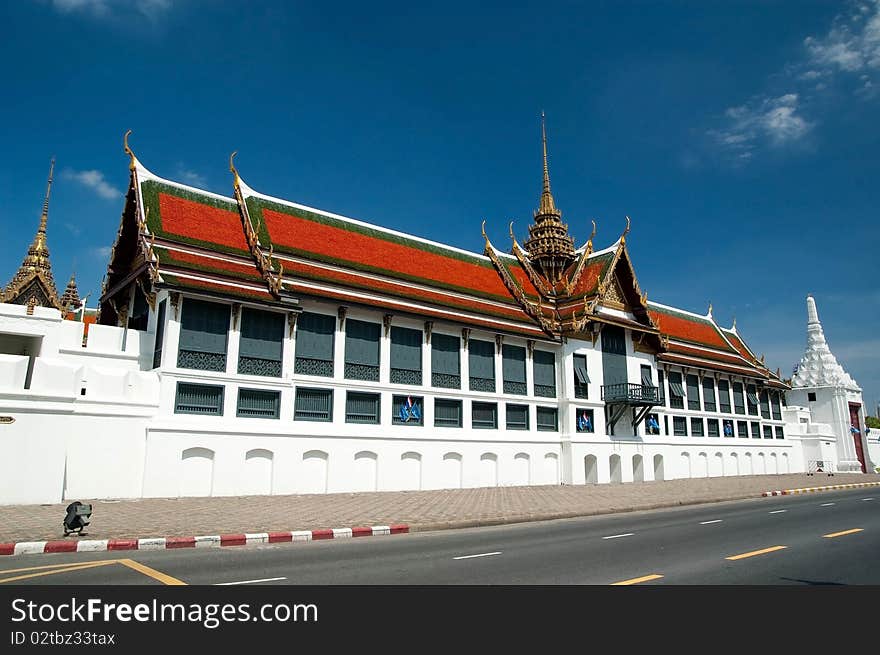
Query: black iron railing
[{"left": 601, "top": 383, "right": 659, "bottom": 404}]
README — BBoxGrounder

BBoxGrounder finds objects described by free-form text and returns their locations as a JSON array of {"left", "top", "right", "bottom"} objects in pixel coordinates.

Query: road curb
[
  {"left": 0, "top": 524, "right": 410, "bottom": 557},
  {"left": 761, "top": 481, "right": 880, "bottom": 497}
]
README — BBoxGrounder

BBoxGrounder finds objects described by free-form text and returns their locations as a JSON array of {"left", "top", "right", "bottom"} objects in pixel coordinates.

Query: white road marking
[
  {"left": 768, "top": 510, "right": 787, "bottom": 514},
  {"left": 863, "top": 498, "right": 874, "bottom": 501},
  {"left": 820, "top": 503, "right": 835, "bottom": 507},
  {"left": 602, "top": 533, "right": 634, "bottom": 540},
  {"left": 453, "top": 551, "right": 502, "bottom": 560},
  {"left": 215, "top": 577, "right": 287, "bottom": 585},
  {"left": 699, "top": 520, "right": 723, "bottom": 525}
]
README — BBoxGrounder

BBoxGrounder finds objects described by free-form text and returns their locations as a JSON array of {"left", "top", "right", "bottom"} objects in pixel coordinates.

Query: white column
[
  {"left": 459, "top": 331, "right": 469, "bottom": 392},
  {"left": 226, "top": 304, "right": 241, "bottom": 376},
  {"left": 282, "top": 313, "right": 297, "bottom": 380},
  {"left": 379, "top": 319, "right": 391, "bottom": 385}
]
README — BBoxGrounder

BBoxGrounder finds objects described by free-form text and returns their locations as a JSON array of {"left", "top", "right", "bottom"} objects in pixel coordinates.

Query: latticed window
[
  {"left": 238, "top": 307, "right": 284, "bottom": 377},
  {"left": 295, "top": 312, "right": 335, "bottom": 377},
  {"left": 175, "top": 382, "right": 224, "bottom": 416},
  {"left": 737, "top": 420, "right": 749, "bottom": 438},
  {"left": 536, "top": 406, "right": 558, "bottom": 432},
  {"left": 468, "top": 339, "right": 495, "bottom": 392},
  {"left": 573, "top": 354, "right": 590, "bottom": 399},
  {"left": 345, "top": 391, "right": 380, "bottom": 424},
  {"left": 668, "top": 372, "right": 685, "bottom": 409},
  {"left": 702, "top": 378, "right": 716, "bottom": 412},
  {"left": 691, "top": 417, "right": 704, "bottom": 436},
  {"left": 472, "top": 401, "right": 498, "bottom": 429},
  {"left": 746, "top": 385, "right": 760, "bottom": 416},
  {"left": 770, "top": 392, "right": 782, "bottom": 420},
  {"left": 775, "top": 426, "right": 784, "bottom": 439},
  {"left": 673, "top": 416, "right": 687, "bottom": 436},
  {"left": 434, "top": 398, "right": 462, "bottom": 427},
  {"left": 502, "top": 344, "right": 526, "bottom": 395},
  {"left": 344, "top": 319, "right": 380, "bottom": 381},
  {"left": 505, "top": 404, "right": 529, "bottom": 430},
  {"left": 718, "top": 380, "right": 731, "bottom": 413},
  {"left": 294, "top": 387, "right": 333, "bottom": 422},
  {"left": 431, "top": 333, "right": 461, "bottom": 389},
  {"left": 762, "top": 425, "right": 772, "bottom": 439},
  {"left": 177, "top": 298, "right": 229, "bottom": 372},
  {"left": 686, "top": 374, "right": 700, "bottom": 411},
  {"left": 152, "top": 299, "right": 166, "bottom": 369},
  {"left": 759, "top": 390, "right": 771, "bottom": 419},
  {"left": 533, "top": 350, "right": 556, "bottom": 398},
  {"left": 707, "top": 419, "right": 720, "bottom": 437},
  {"left": 751, "top": 421, "right": 761, "bottom": 438},
  {"left": 390, "top": 326, "right": 422, "bottom": 385},
  {"left": 392, "top": 395, "right": 424, "bottom": 426},
  {"left": 236, "top": 388, "right": 280, "bottom": 419},
  {"left": 733, "top": 382, "right": 745, "bottom": 414}
]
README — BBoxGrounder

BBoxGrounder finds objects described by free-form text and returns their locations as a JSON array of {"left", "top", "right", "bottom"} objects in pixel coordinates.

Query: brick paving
[{"left": 2, "top": 472, "right": 878, "bottom": 543}]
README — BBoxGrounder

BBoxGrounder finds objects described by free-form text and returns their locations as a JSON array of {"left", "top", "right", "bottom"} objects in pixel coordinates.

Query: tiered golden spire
[
  {"left": 1, "top": 159, "right": 62, "bottom": 309},
  {"left": 523, "top": 113, "right": 575, "bottom": 285},
  {"left": 60, "top": 272, "right": 82, "bottom": 312}
]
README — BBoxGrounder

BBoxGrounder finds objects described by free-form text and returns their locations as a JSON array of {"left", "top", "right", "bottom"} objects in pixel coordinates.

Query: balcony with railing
[{"left": 601, "top": 383, "right": 659, "bottom": 405}]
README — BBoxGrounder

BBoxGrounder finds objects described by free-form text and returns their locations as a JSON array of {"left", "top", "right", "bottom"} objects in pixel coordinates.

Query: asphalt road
[{"left": 2, "top": 488, "right": 877, "bottom": 585}]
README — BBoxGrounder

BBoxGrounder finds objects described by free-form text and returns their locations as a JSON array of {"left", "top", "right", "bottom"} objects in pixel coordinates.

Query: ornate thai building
[{"left": 0, "top": 122, "right": 867, "bottom": 505}]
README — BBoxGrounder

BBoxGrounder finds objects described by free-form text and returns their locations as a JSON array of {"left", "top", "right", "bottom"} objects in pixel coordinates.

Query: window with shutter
[
  {"left": 691, "top": 417, "right": 704, "bottom": 436},
  {"left": 434, "top": 398, "right": 462, "bottom": 427},
  {"left": 763, "top": 425, "right": 773, "bottom": 439},
  {"left": 294, "top": 387, "right": 333, "bottom": 422},
  {"left": 575, "top": 407, "right": 595, "bottom": 433},
  {"left": 295, "top": 312, "right": 335, "bottom": 377},
  {"left": 673, "top": 416, "right": 687, "bottom": 436},
  {"left": 750, "top": 421, "right": 761, "bottom": 438},
  {"left": 770, "top": 392, "right": 782, "bottom": 420},
  {"left": 573, "top": 354, "right": 590, "bottom": 399},
  {"left": 759, "top": 390, "right": 771, "bottom": 419},
  {"left": 468, "top": 339, "right": 495, "bottom": 392},
  {"left": 344, "top": 319, "right": 380, "bottom": 381},
  {"left": 431, "top": 333, "right": 461, "bottom": 389},
  {"left": 175, "top": 382, "right": 224, "bottom": 416},
  {"left": 536, "top": 406, "right": 558, "bottom": 432},
  {"left": 668, "top": 372, "right": 685, "bottom": 409},
  {"left": 177, "top": 298, "right": 230, "bottom": 371},
  {"left": 737, "top": 420, "right": 749, "bottom": 438},
  {"left": 390, "top": 326, "right": 422, "bottom": 385},
  {"left": 718, "top": 380, "right": 731, "bottom": 413},
  {"left": 775, "top": 426, "right": 784, "bottom": 439},
  {"left": 746, "top": 385, "right": 760, "bottom": 416},
  {"left": 152, "top": 300, "right": 166, "bottom": 369},
  {"left": 236, "top": 388, "right": 280, "bottom": 419},
  {"left": 733, "top": 382, "right": 745, "bottom": 414},
  {"left": 472, "top": 401, "right": 498, "bottom": 429},
  {"left": 505, "top": 404, "right": 529, "bottom": 430},
  {"left": 702, "top": 378, "right": 716, "bottom": 412},
  {"left": 533, "top": 350, "right": 556, "bottom": 398},
  {"left": 392, "top": 395, "right": 424, "bottom": 426},
  {"left": 238, "top": 307, "right": 284, "bottom": 377},
  {"left": 686, "top": 374, "right": 700, "bottom": 410},
  {"left": 345, "top": 391, "right": 380, "bottom": 424},
  {"left": 707, "top": 419, "right": 720, "bottom": 437},
  {"left": 502, "top": 344, "right": 526, "bottom": 395}
]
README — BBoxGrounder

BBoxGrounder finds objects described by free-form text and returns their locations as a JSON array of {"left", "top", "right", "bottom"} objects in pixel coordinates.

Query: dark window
[
  {"left": 390, "top": 326, "right": 422, "bottom": 385},
  {"left": 702, "top": 378, "right": 716, "bottom": 412},
  {"left": 646, "top": 412, "right": 660, "bottom": 435},
  {"left": 751, "top": 421, "right": 761, "bottom": 438},
  {"left": 718, "top": 380, "right": 731, "bottom": 413},
  {"left": 691, "top": 417, "right": 704, "bottom": 436},
  {"left": 707, "top": 419, "right": 720, "bottom": 437},
  {"left": 128, "top": 287, "right": 150, "bottom": 332},
  {"left": 472, "top": 401, "right": 498, "bottom": 429},
  {"left": 759, "top": 390, "right": 771, "bottom": 419},
  {"left": 345, "top": 391, "right": 380, "bottom": 424},
  {"left": 663, "top": 415, "right": 669, "bottom": 435},
  {"left": 434, "top": 398, "right": 462, "bottom": 427},
  {"left": 175, "top": 382, "right": 224, "bottom": 416},
  {"left": 573, "top": 354, "right": 590, "bottom": 399},
  {"left": 431, "top": 333, "right": 461, "bottom": 389},
  {"left": 668, "top": 372, "right": 685, "bottom": 409},
  {"left": 152, "top": 299, "right": 166, "bottom": 369},
  {"left": 733, "top": 382, "right": 745, "bottom": 414},
  {"left": 601, "top": 326, "right": 626, "bottom": 354},
  {"left": 506, "top": 404, "right": 529, "bottom": 430},
  {"left": 238, "top": 307, "right": 284, "bottom": 377},
  {"left": 737, "top": 420, "right": 749, "bottom": 438},
  {"left": 533, "top": 350, "right": 556, "bottom": 398},
  {"left": 468, "top": 339, "right": 495, "bottom": 392},
  {"left": 536, "top": 406, "right": 558, "bottom": 432},
  {"left": 673, "top": 416, "right": 687, "bottom": 436},
  {"left": 771, "top": 392, "right": 782, "bottom": 420},
  {"left": 177, "top": 298, "right": 229, "bottom": 372},
  {"left": 657, "top": 370, "right": 666, "bottom": 406},
  {"left": 295, "top": 312, "right": 335, "bottom": 377},
  {"left": 641, "top": 365, "right": 657, "bottom": 402},
  {"left": 723, "top": 419, "right": 735, "bottom": 438},
  {"left": 236, "top": 388, "right": 280, "bottom": 419},
  {"left": 775, "top": 426, "right": 784, "bottom": 440},
  {"left": 746, "top": 384, "right": 759, "bottom": 416},
  {"left": 686, "top": 374, "right": 700, "bottom": 411},
  {"left": 502, "top": 344, "right": 527, "bottom": 395},
  {"left": 392, "top": 395, "right": 424, "bottom": 426},
  {"left": 575, "top": 408, "right": 595, "bottom": 433},
  {"left": 294, "top": 387, "right": 333, "bottom": 422},
  {"left": 344, "top": 319, "right": 380, "bottom": 381},
  {"left": 808, "top": 392, "right": 817, "bottom": 402}
]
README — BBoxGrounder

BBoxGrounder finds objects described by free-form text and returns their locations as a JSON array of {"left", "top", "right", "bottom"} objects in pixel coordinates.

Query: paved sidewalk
[{"left": 2, "top": 472, "right": 878, "bottom": 544}]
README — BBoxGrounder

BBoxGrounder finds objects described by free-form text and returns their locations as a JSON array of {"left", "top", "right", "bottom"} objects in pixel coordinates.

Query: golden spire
[
  {"left": 28, "top": 158, "right": 55, "bottom": 268},
  {"left": 539, "top": 111, "right": 557, "bottom": 216}
]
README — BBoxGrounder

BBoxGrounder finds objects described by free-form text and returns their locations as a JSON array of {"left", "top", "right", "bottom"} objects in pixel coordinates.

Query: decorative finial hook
[
  {"left": 123, "top": 130, "right": 136, "bottom": 171},
  {"left": 588, "top": 219, "right": 596, "bottom": 243},
  {"left": 620, "top": 215, "right": 631, "bottom": 244},
  {"left": 509, "top": 221, "right": 516, "bottom": 242},
  {"left": 229, "top": 151, "right": 239, "bottom": 184},
  {"left": 708, "top": 301, "right": 713, "bottom": 317}
]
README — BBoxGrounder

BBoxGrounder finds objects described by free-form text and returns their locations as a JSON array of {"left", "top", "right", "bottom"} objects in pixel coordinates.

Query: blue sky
[{"left": 1, "top": 1, "right": 878, "bottom": 413}]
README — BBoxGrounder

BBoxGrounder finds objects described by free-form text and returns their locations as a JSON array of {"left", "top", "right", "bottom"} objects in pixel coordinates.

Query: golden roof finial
[
  {"left": 586, "top": 219, "right": 596, "bottom": 250},
  {"left": 123, "top": 130, "right": 136, "bottom": 171},
  {"left": 732, "top": 316, "right": 737, "bottom": 331},
  {"left": 707, "top": 301, "right": 713, "bottom": 317},
  {"left": 539, "top": 111, "right": 558, "bottom": 216},
  {"left": 229, "top": 150, "right": 240, "bottom": 186},
  {"left": 620, "top": 215, "right": 631, "bottom": 244},
  {"left": 38, "top": 157, "right": 55, "bottom": 235}
]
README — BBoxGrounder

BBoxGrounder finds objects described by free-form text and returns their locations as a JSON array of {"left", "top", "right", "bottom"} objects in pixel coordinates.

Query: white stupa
[{"left": 791, "top": 295, "right": 860, "bottom": 391}]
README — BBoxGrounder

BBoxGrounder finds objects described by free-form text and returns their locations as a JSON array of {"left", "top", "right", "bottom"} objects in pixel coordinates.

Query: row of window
[
  {"left": 175, "top": 382, "right": 567, "bottom": 430},
  {"left": 654, "top": 415, "right": 784, "bottom": 439},
  {"left": 660, "top": 371, "right": 783, "bottom": 419},
  {"left": 161, "top": 300, "right": 558, "bottom": 397}
]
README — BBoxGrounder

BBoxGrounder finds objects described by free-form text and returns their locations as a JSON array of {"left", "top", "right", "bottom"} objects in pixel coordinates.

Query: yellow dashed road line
[
  {"left": 0, "top": 560, "right": 116, "bottom": 584},
  {"left": 823, "top": 528, "right": 863, "bottom": 538},
  {"left": 611, "top": 574, "right": 664, "bottom": 585},
  {"left": 118, "top": 558, "right": 187, "bottom": 585},
  {"left": 725, "top": 546, "right": 787, "bottom": 561}
]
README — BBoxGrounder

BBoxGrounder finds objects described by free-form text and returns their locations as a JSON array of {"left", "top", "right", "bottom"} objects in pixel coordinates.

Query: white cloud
[
  {"left": 176, "top": 166, "right": 207, "bottom": 188},
  {"left": 93, "top": 246, "right": 113, "bottom": 258},
  {"left": 804, "top": 0, "right": 880, "bottom": 73},
  {"left": 48, "top": 0, "right": 172, "bottom": 19},
  {"left": 710, "top": 94, "right": 812, "bottom": 160},
  {"left": 63, "top": 169, "right": 122, "bottom": 200}
]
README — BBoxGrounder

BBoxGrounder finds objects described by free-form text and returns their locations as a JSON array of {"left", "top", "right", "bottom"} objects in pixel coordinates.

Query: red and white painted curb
[
  {"left": 762, "top": 481, "right": 880, "bottom": 497},
  {"left": 0, "top": 524, "right": 409, "bottom": 557}
]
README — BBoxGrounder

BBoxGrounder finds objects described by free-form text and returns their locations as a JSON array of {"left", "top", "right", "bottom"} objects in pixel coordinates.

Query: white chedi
[{"left": 791, "top": 295, "right": 860, "bottom": 391}]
